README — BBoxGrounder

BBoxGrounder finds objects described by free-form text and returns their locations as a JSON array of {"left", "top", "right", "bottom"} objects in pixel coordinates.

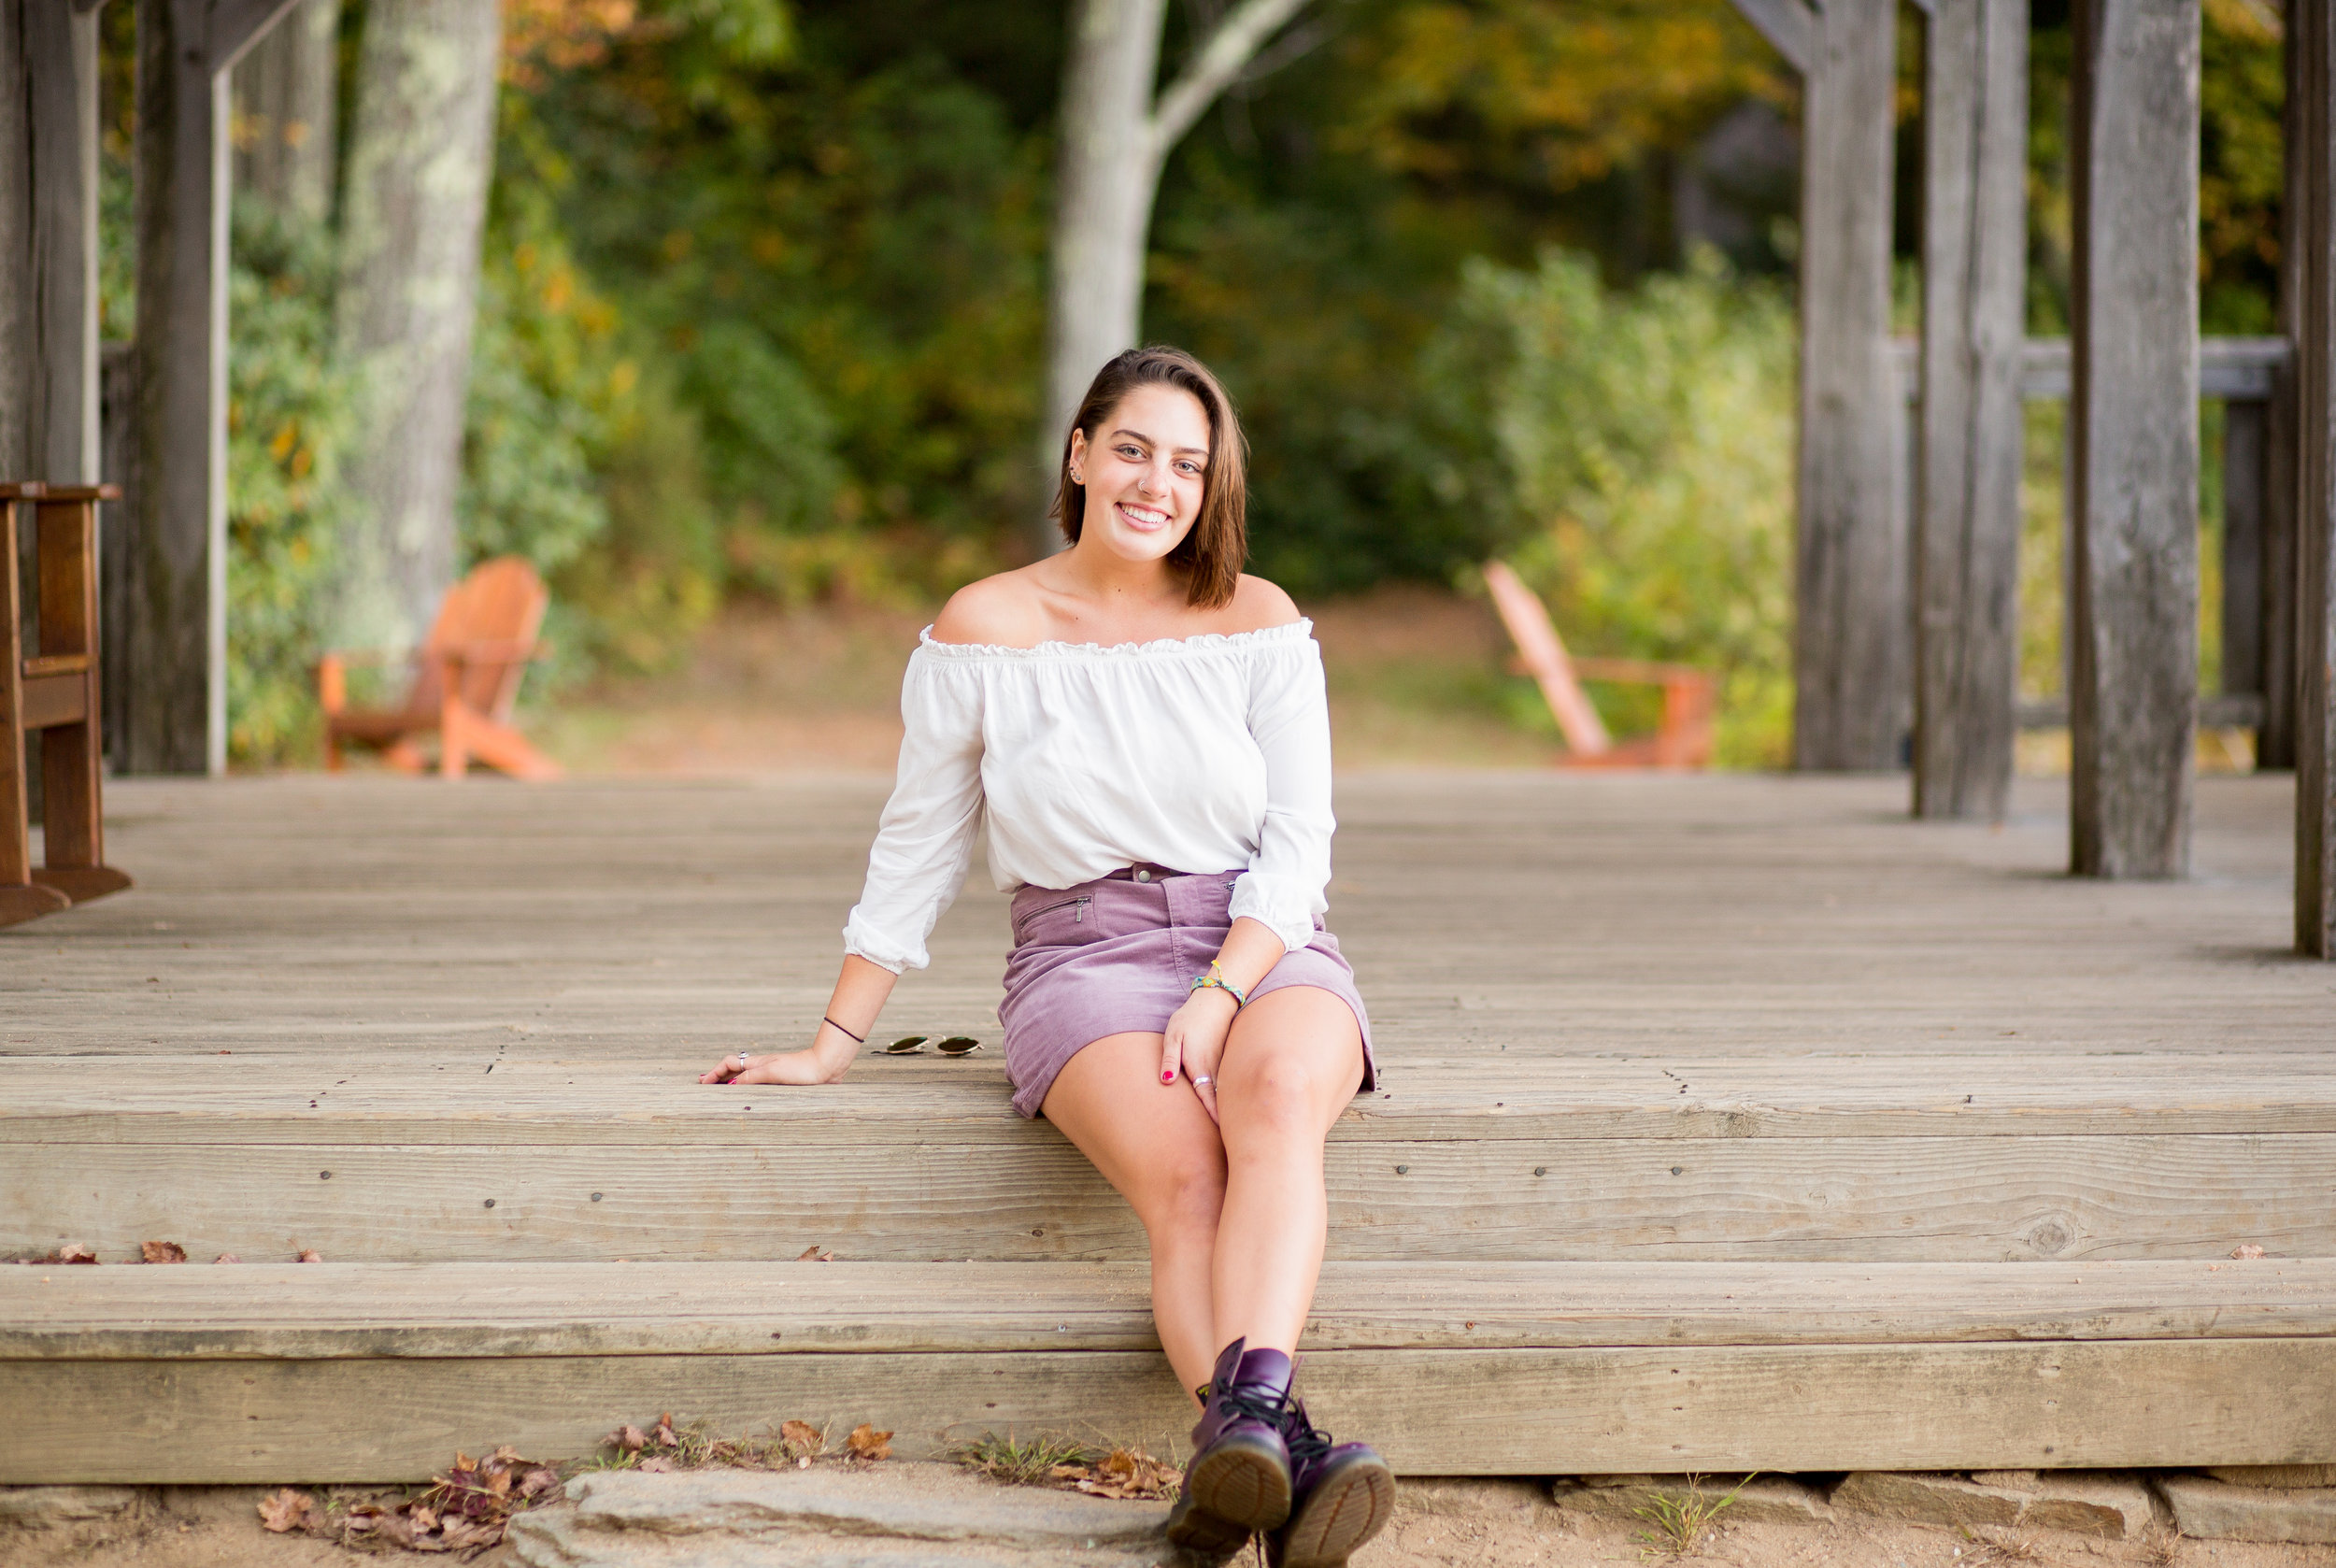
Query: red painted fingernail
[{"left": 1161, "top": 1070, "right": 1175, "bottom": 1084}]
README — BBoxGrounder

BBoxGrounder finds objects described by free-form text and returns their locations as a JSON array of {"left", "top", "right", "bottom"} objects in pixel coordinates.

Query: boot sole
[
  {"left": 1275, "top": 1451, "right": 1395, "bottom": 1567},
  {"left": 1167, "top": 1430, "right": 1293, "bottom": 1555}
]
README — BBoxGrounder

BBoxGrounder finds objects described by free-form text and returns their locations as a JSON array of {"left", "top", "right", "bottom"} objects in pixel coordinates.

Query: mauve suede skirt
[{"left": 998, "top": 869, "right": 1375, "bottom": 1119}]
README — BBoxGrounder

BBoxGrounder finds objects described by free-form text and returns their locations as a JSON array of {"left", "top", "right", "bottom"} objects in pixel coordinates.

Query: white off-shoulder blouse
[{"left": 842, "top": 619, "right": 1334, "bottom": 973}]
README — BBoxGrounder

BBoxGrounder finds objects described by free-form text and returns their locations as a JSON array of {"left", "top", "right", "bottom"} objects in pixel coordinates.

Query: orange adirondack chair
[
  {"left": 1483, "top": 561, "right": 1716, "bottom": 770},
  {"left": 318, "top": 557, "right": 563, "bottom": 780}
]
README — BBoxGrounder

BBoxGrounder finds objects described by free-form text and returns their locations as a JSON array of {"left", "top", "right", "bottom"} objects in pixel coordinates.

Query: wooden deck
[{"left": 3, "top": 770, "right": 2332, "bottom": 1480}]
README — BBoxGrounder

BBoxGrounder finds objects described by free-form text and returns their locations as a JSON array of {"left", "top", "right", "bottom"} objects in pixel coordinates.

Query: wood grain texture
[
  {"left": 5, "top": 1132, "right": 2330, "bottom": 1264},
  {"left": 2067, "top": 0, "right": 2201, "bottom": 877},
  {"left": 2296, "top": 0, "right": 2336, "bottom": 955},
  {"left": 7, "top": 1259, "right": 2331, "bottom": 1360},
  {"left": 4, "top": 1337, "right": 2331, "bottom": 1483},
  {"left": 127, "top": 0, "right": 230, "bottom": 776},
  {"left": 1915, "top": 0, "right": 2026, "bottom": 821},
  {"left": 1793, "top": 0, "right": 1908, "bottom": 771}
]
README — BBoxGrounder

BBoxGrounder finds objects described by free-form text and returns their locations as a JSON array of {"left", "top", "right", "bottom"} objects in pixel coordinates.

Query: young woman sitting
[{"left": 702, "top": 346, "right": 1393, "bottom": 1566}]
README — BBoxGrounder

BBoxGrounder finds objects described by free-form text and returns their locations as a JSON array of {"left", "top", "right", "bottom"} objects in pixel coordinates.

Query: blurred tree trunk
[
  {"left": 232, "top": 0, "right": 340, "bottom": 227},
  {"left": 331, "top": 0, "right": 499, "bottom": 649},
  {"left": 1040, "top": 0, "right": 1311, "bottom": 554}
]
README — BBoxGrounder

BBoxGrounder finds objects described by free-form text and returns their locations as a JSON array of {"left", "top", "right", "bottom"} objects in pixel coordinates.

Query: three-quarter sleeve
[
  {"left": 842, "top": 652, "right": 987, "bottom": 973},
  {"left": 1227, "top": 639, "right": 1334, "bottom": 955}
]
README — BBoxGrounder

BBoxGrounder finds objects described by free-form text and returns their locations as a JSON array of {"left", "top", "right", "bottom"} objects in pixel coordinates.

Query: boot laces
[
  {"left": 1213, "top": 1379, "right": 1290, "bottom": 1428},
  {"left": 1282, "top": 1406, "right": 1333, "bottom": 1466}
]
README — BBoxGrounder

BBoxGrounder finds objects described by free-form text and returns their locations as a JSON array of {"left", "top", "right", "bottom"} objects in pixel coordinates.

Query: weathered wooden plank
[
  {"left": 3, "top": 1337, "right": 2331, "bottom": 1482},
  {"left": 2298, "top": 0, "right": 2336, "bottom": 955},
  {"left": 1914, "top": 0, "right": 2025, "bottom": 821},
  {"left": 7, "top": 1133, "right": 2328, "bottom": 1264},
  {"left": 7, "top": 1053, "right": 2336, "bottom": 1143},
  {"left": 1793, "top": 0, "right": 1907, "bottom": 771},
  {"left": 2067, "top": 0, "right": 2201, "bottom": 877},
  {"left": 126, "top": 0, "right": 231, "bottom": 775},
  {"left": 7, "top": 1260, "right": 2330, "bottom": 1360}
]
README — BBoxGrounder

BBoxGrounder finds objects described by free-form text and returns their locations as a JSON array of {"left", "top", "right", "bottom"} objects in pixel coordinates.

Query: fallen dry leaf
[
  {"left": 296, "top": 1248, "right": 323, "bottom": 1262},
  {"left": 52, "top": 1244, "right": 98, "bottom": 1264},
  {"left": 650, "top": 1412, "right": 679, "bottom": 1448},
  {"left": 847, "top": 1423, "right": 893, "bottom": 1462},
  {"left": 794, "top": 1245, "right": 835, "bottom": 1262},
  {"left": 1061, "top": 1447, "right": 1181, "bottom": 1501},
  {"left": 212, "top": 1253, "right": 242, "bottom": 1264},
  {"left": 780, "top": 1418, "right": 824, "bottom": 1460},
  {"left": 257, "top": 1488, "right": 320, "bottom": 1533},
  {"left": 637, "top": 1456, "right": 675, "bottom": 1473},
  {"left": 2232, "top": 1244, "right": 2268, "bottom": 1260},
  {"left": 610, "top": 1424, "right": 647, "bottom": 1454},
  {"left": 140, "top": 1240, "right": 187, "bottom": 1263}
]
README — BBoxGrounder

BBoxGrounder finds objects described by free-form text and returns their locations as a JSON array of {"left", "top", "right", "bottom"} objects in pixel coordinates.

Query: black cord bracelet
[{"left": 822, "top": 1015, "right": 866, "bottom": 1044}]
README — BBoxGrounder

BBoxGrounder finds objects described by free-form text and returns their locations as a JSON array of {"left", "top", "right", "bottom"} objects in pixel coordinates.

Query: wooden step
[
  {"left": 6, "top": 1054, "right": 2333, "bottom": 1265},
  {"left": 4, "top": 1259, "right": 2332, "bottom": 1484}
]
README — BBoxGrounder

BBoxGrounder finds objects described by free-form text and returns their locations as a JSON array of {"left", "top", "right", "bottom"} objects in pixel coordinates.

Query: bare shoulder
[
  {"left": 930, "top": 569, "right": 1050, "bottom": 648},
  {"left": 1219, "top": 574, "right": 1303, "bottom": 634}
]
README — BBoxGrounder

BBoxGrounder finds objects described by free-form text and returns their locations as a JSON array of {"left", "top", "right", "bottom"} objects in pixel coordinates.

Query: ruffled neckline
[{"left": 916, "top": 618, "right": 1315, "bottom": 661}]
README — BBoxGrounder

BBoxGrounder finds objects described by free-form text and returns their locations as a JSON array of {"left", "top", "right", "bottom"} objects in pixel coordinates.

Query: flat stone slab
[
  {"left": 1548, "top": 1475, "right": 1832, "bottom": 1526},
  {"left": 2157, "top": 1475, "right": 2336, "bottom": 1543},
  {"left": 508, "top": 1466, "right": 1177, "bottom": 1568},
  {"left": 1829, "top": 1471, "right": 2157, "bottom": 1538},
  {"left": 2205, "top": 1464, "right": 2336, "bottom": 1490},
  {"left": 0, "top": 1486, "right": 142, "bottom": 1527}
]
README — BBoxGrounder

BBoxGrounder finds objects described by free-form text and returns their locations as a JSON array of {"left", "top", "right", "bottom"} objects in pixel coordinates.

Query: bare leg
[
  {"left": 1042, "top": 1032, "right": 1228, "bottom": 1398},
  {"left": 1209, "top": 987, "right": 1365, "bottom": 1356}
]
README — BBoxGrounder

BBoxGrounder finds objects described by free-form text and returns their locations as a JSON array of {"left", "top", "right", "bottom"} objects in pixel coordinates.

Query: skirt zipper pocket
[{"left": 1018, "top": 894, "right": 1090, "bottom": 934}]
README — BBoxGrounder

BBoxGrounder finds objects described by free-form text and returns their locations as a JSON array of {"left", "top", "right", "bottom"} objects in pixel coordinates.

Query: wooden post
[
  {"left": 2296, "top": 2, "right": 2336, "bottom": 956},
  {"left": 128, "top": 0, "right": 229, "bottom": 775},
  {"left": 122, "top": 0, "right": 301, "bottom": 775},
  {"left": 1791, "top": 0, "right": 1907, "bottom": 772},
  {"left": 1913, "top": 0, "right": 2027, "bottom": 820},
  {"left": 2221, "top": 396, "right": 2268, "bottom": 703},
  {"left": 2261, "top": 17, "right": 2308, "bottom": 773},
  {"left": 2067, "top": 0, "right": 2201, "bottom": 879}
]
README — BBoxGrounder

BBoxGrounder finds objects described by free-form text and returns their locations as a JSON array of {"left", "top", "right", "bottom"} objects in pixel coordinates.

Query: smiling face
[{"left": 1068, "top": 383, "right": 1213, "bottom": 568}]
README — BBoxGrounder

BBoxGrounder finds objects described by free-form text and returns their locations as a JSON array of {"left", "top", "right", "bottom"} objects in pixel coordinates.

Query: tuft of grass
[
  {"left": 951, "top": 1430, "right": 1104, "bottom": 1487},
  {"left": 1631, "top": 1473, "right": 1753, "bottom": 1559}
]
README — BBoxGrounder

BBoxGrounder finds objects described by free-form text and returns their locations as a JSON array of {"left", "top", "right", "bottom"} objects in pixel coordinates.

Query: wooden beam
[
  {"left": 1727, "top": 0, "right": 1816, "bottom": 75},
  {"left": 2067, "top": 0, "right": 2201, "bottom": 878},
  {"left": 1792, "top": 0, "right": 1905, "bottom": 771},
  {"left": 201, "top": 0, "right": 305, "bottom": 72},
  {"left": 126, "top": 0, "right": 230, "bottom": 775},
  {"left": 1912, "top": 0, "right": 2026, "bottom": 820},
  {"left": 2298, "top": 2, "right": 2336, "bottom": 954}
]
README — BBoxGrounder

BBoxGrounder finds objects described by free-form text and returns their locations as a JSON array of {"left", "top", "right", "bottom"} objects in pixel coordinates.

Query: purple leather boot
[
  {"left": 1163, "top": 1338, "right": 1295, "bottom": 1560},
  {"left": 1267, "top": 1398, "right": 1395, "bottom": 1568}
]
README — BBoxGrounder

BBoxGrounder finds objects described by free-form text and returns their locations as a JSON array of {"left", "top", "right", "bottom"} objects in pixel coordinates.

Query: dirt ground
[{"left": 7, "top": 1474, "right": 2328, "bottom": 1568}]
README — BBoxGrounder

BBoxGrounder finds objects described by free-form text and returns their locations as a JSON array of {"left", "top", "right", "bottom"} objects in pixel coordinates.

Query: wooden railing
[{"left": 1893, "top": 335, "right": 2292, "bottom": 742}]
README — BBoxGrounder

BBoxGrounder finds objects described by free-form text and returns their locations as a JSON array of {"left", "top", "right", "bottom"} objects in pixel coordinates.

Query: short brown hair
[{"left": 1050, "top": 346, "right": 1247, "bottom": 609}]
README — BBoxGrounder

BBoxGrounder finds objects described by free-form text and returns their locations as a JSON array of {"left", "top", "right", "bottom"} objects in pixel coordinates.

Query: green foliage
[
  {"left": 1442, "top": 248, "right": 1796, "bottom": 766},
  {"left": 224, "top": 205, "right": 356, "bottom": 765}
]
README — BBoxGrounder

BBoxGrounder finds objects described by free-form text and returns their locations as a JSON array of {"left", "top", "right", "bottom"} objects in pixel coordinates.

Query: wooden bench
[{"left": 0, "top": 483, "right": 132, "bottom": 929}]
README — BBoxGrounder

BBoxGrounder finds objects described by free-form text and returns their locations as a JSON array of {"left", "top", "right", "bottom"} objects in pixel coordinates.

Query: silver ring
[
  {"left": 1191, "top": 1074, "right": 1213, "bottom": 1086},
  {"left": 735, "top": 1053, "right": 749, "bottom": 1070}
]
